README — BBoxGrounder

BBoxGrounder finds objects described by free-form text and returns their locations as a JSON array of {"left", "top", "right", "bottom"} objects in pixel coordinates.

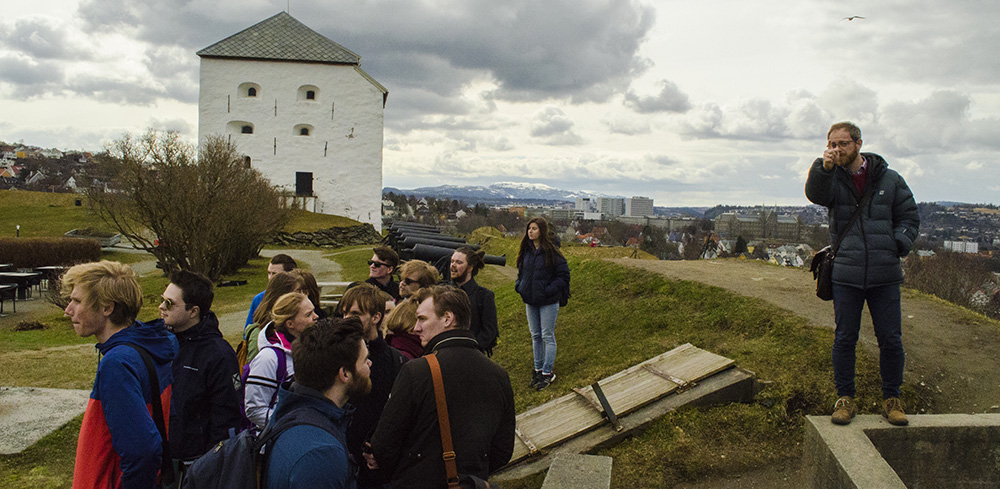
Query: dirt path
[{"left": 217, "top": 249, "right": 344, "bottom": 339}]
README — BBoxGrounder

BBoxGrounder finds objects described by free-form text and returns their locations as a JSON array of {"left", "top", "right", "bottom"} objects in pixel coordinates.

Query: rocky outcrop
[{"left": 269, "top": 224, "right": 381, "bottom": 248}]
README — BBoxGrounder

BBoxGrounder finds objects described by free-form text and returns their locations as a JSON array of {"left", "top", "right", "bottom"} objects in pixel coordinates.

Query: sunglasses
[
  {"left": 401, "top": 278, "right": 420, "bottom": 286},
  {"left": 368, "top": 260, "right": 391, "bottom": 268},
  {"left": 161, "top": 297, "right": 176, "bottom": 308}
]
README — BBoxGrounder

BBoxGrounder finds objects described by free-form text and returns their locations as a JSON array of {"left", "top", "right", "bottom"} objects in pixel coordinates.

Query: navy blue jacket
[
  {"left": 515, "top": 248, "right": 570, "bottom": 306},
  {"left": 805, "top": 153, "right": 920, "bottom": 289},
  {"left": 150, "top": 312, "right": 242, "bottom": 461},
  {"left": 266, "top": 383, "right": 356, "bottom": 489}
]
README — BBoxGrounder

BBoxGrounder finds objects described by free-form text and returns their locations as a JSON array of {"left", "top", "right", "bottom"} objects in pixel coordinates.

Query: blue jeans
[
  {"left": 526, "top": 302, "right": 559, "bottom": 374},
  {"left": 832, "top": 283, "right": 905, "bottom": 399}
]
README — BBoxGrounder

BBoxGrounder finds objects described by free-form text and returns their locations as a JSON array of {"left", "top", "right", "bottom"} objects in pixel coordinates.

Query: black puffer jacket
[
  {"left": 151, "top": 312, "right": 242, "bottom": 461},
  {"left": 805, "top": 153, "right": 920, "bottom": 289},
  {"left": 515, "top": 248, "right": 570, "bottom": 306}
]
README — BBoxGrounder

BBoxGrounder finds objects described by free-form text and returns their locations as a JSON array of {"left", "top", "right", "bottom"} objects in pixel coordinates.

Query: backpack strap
[
  {"left": 120, "top": 343, "right": 175, "bottom": 485},
  {"left": 426, "top": 353, "right": 461, "bottom": 489}
]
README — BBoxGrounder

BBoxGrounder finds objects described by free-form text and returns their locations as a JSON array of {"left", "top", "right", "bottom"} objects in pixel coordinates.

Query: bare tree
[{"left": 85, "top": 131, "right": 288, "bottom": 280}]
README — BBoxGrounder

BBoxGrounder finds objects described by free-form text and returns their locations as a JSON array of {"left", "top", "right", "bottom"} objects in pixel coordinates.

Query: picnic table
[
  {"left": 33, "top": 266, "right": 67, "bottom": 290},
  {"left": 0, "top": 283, "right": 16, "bottom": 314},
  {"left": 0, "top": 272, "right": 42, "bottom": 300}
]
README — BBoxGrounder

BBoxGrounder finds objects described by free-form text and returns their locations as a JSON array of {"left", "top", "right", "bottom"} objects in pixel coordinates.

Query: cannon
[
  {"left": 401, "top": 236, "right": 480, "bottom": 250},
  {"left": 404, "top": 243, "right": 506, "bottom": 267}
]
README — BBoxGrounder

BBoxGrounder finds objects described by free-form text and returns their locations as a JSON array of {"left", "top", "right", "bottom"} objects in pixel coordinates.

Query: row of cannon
[{"left": 385, "top": 222, "right": 507, "bottom": 279}]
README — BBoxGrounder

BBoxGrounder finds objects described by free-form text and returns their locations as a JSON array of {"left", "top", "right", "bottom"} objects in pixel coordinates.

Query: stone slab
[
  {"left": 540, "top": 454, "right": 613, "bottom": 489},
  {"left": 0, "top": 386, "right": 91, "bottom": 454}
]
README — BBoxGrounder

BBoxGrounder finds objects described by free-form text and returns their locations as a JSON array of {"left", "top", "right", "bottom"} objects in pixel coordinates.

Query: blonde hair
[
  {"left": 61, "top": 261, "right": 142, "bottom": 326},
  {"left": 272, "top": 292, "right": 309, "bottom": 335},
  {"left": 384, "top": 298, "right": 418, "bottom": 336},
  {"left": 398, "top": 260, "right": 440, "bottom": 288}
]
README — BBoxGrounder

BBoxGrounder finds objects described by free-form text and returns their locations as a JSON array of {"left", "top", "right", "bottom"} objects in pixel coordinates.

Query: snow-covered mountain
[{"left": 383, "top": 182, "right": 612, "bottom": 202}]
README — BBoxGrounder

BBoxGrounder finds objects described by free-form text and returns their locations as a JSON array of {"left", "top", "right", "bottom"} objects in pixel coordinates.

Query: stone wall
[{"left": 269, "top": 224, "right": 381, "bottom": 248}]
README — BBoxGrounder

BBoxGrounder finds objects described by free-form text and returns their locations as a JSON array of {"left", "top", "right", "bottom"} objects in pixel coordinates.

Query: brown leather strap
[{"left": 427, "top": 353, "right": 461, "bottom": 489}]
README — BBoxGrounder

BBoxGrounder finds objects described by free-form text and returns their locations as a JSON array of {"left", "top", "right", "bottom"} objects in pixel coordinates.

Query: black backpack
[{"left": 183, "top": 406, "right": 353, "bottom": 489}]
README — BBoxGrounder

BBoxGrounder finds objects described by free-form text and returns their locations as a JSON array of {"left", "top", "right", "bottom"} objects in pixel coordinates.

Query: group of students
[{"left": 63, "top": 217, "right": 571, "bottom": 488}]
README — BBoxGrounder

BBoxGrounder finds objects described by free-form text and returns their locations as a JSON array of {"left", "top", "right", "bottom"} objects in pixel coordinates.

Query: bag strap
[
  {"left": 832, "top": 190, "right": 871, "bottom": 254},
  {"left": 426, "top": 353, "right": 461, "bottom": 489},
  {"left": 121, "top": 343, "right": 176, "bottom": 485}
]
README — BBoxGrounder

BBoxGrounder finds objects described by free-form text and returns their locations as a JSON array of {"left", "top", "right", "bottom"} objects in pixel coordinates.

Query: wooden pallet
[{"left": 510, "top": 343, "right": 734, "bottom": 463}]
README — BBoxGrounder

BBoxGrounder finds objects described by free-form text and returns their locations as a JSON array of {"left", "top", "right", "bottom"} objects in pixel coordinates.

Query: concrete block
[
  {"left": 540, "top": 454, "right": 613, "bottom": 489},
  {"left": 804, "top": 414, "right": 1000, "bottom": 489}
]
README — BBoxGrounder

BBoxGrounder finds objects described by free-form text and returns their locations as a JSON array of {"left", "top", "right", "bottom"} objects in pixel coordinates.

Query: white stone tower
[{"left": 197, "top": 12, "right": 388, "bottom": 230}]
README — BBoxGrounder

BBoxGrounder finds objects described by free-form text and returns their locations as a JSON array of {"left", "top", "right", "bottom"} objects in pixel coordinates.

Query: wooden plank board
[{"left": 510, "top": 344, "right": 733, "bottom": 462}]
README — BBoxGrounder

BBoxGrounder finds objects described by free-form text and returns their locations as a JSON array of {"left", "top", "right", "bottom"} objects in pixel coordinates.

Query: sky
[{"left": 1, "top": 0, "right": 999, "bottom": 207}]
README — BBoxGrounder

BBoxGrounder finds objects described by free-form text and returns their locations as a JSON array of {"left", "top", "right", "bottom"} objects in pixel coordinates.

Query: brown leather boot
[
  {"left": 883, "top": 397, "right": 909, "bottom": 426},
  {"left": 831, "top": 396, "right": 856, "bottom": 425}
]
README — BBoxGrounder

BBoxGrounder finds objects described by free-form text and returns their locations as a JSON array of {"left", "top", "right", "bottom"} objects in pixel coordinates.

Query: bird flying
[{"left": 842, "top": 16, "right": 866, "bottom": 21}]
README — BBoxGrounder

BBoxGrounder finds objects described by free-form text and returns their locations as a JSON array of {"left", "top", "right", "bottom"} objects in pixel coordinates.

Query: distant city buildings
[
  {"left": 597, "top": 197, "right": 624, "bottom": 218},
  {"left": 714, "top": 208, "right": 801, "bottom": 240},
  {"left": 943, "top": 240, "right": 979, "bottom": 253},
  {"left": 625, "top": 196, "right": 654, "bottom": 217}
]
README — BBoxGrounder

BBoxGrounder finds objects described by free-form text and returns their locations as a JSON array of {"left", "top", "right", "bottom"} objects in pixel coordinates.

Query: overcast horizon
[{"left": 2, "top": 0, "right": 999, "bottom": 207}]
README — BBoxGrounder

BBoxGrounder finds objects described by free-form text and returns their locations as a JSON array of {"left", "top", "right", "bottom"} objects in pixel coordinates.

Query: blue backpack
[{"left": 183, "top": 405, "right": 353, "bottom": 489}]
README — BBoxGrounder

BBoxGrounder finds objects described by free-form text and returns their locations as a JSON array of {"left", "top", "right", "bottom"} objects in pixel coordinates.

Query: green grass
[
  {"left": 284, "top": 209, "right": 360, "bottom": 232},
  {"left": 0, "top": 190, "right": 108, "bottom": 238}
]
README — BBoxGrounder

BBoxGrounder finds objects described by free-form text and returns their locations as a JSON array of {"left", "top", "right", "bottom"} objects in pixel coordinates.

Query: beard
[
  {"left": 839, "top": 146, "right": 860, "bottom": 167},
  {"left": 346, "top": 372, "right": 372, "bottom": 400}
]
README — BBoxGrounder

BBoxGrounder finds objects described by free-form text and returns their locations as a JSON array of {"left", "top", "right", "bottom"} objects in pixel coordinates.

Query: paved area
[{"left": 0, "top": 386, "right": 91, "bottom": 454}]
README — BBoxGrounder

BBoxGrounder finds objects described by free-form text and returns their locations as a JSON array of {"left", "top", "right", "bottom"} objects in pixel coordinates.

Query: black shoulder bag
[{"left": 811, "top": 191, "right": 870, "bottom": 301}]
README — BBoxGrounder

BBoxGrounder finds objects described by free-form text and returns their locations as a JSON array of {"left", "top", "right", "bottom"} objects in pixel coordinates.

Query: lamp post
[{"left": 15, "top": 225, "right": 19, "bottom": 237}]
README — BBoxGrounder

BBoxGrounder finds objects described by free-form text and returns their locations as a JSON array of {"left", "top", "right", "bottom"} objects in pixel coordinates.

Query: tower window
[
  {"left": 247, "top": 87, "right": 257, "bottom": 97},
  {"left": 306, "top": 90, "right": 315, "bottom": 100},
  {"left": 300, "top": 127, "right": 310, "bottom": 136},
  {"left": 297, "top": 85, "right": 320, "bottom": 102},
  {"left": 242, "top": 125, "right": 253, "bottom": 134}
]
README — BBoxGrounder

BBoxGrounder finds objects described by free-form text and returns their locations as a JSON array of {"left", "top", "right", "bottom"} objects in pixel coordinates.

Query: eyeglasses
[
  {"left": 401, "top": 278, "right": 420, "bottom": 286},
  {"left": 161, "top": 297, "right": 175, "bottom": 309},
  {"left": 827, "top": 140, "right": 855, "bottom": 149},
  {"left": 368, "top": 260, "right": 391, "bottom": 268}
]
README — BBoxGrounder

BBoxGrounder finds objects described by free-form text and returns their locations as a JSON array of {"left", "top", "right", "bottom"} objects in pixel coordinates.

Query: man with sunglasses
[
  {"left": 156, "top": 270, "right": 241, "bottom": 479},
  {"left": 365, "top": 245, "right": 401, "bottom": 301},
  {"left": 806, "top": 121, "right": 920, "bottom": 427}
]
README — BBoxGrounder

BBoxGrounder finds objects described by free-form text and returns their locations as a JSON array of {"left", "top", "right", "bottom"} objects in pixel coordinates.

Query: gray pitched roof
[{"left": 197, "top": 12, "right": 361, "bottom": 65}]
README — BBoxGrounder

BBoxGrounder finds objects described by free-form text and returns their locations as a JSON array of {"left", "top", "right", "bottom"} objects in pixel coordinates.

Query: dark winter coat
[
  {"left": 459, "top": 278, "right": 498, "bottom": 354},
  {"left": 346, "top": 333, "right": 406, "bottom": 488},
  {"left": 365, "top": 277, "right": 401, "bottom": 301},
  {"left": 370, "top": 329, "right": 515, "bottom": 489},
  {"left": 805, "top": 153, "right": 920, "bottom": 289},
  {"left": 515, "top": 247, "right": 570, "bottom": 306},
  {"left": 151, "top": 312, "right": 241, "bottom": 461}
]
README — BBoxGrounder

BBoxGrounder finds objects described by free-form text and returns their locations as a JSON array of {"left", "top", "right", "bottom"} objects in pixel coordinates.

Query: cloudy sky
[{"left": 2, "top": 0, "right": 998, "bottom": 206}]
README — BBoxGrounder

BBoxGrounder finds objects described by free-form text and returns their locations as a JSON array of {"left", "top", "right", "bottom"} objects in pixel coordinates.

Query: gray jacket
[{"left": 805, "top": 153, "right": 920, "bottom": 289}]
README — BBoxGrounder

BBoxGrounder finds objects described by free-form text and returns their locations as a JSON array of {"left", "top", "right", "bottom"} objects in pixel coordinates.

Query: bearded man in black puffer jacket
[{"left": 805, "top": 121, "right": 920, "bottom": 427}]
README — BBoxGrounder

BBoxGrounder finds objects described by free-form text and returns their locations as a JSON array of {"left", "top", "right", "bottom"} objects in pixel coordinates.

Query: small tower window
[
  {"left": 293, "top": 124, "right": 314, "bottom": 137},
  {"left": 242, "top": 125, "right": 253, "bottom": 134},
  {"left": 244, "top": 156, "right": 252, "bottom": 168},
  {"left": 297, "top": 85, "right": 320, "bottom": 102},
  {"left": 239, "top": 82, "right": 261, "bottom": 98},
  {"left": 227, "top": 120, "right": 254, "bottom": 135}
]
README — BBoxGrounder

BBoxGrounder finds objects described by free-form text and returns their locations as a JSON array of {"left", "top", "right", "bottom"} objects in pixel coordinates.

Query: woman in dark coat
[{"left": 515, "top": 217, "right": 570, "bottom": 390}]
